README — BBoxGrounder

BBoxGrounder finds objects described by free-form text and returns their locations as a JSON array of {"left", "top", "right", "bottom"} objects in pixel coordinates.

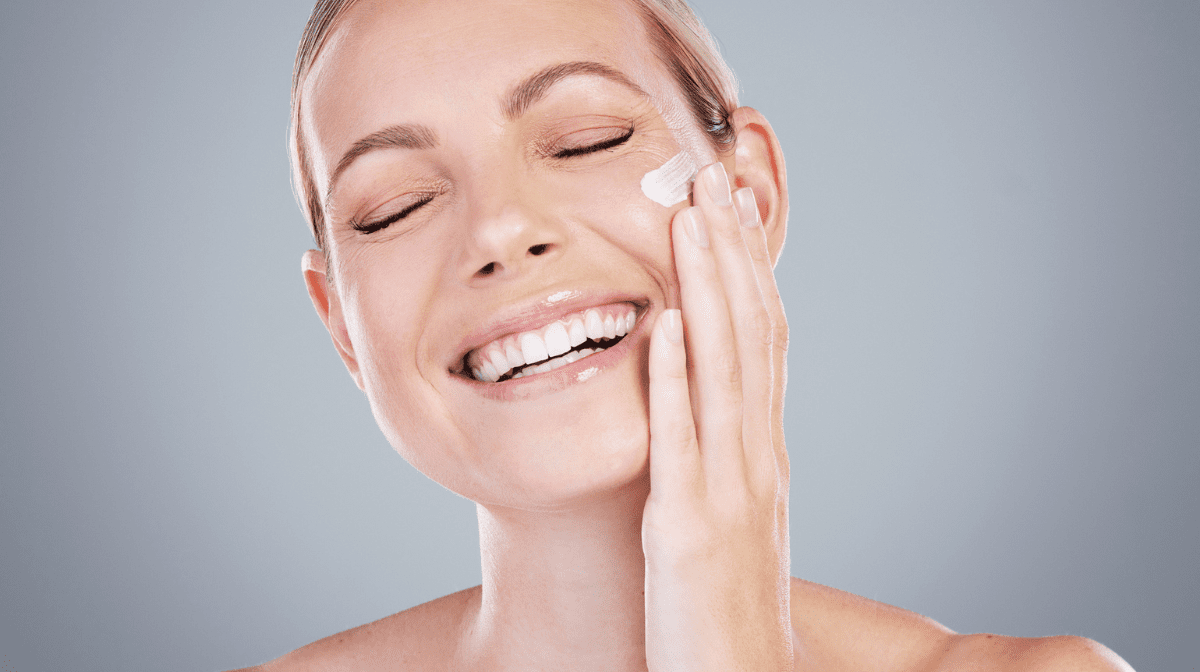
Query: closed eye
[
  {"left": 551, "top": 127, "right": 634, "bottom": 159},
  {"left": 351, "top": 193, "right": 437, "bottom": 234}
]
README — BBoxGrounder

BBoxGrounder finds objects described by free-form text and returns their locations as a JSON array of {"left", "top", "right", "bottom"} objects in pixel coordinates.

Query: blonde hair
[{"left": 289, "top": 0, "right": 739, "bottom": 249}]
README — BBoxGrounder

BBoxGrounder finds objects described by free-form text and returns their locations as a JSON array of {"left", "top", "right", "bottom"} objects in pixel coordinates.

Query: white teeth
[
  {"left": 568, "top": 318, "right": 587, "bottom": 348},
  {"left": 487, "top": 348, "right": 510, "bottom": 379},
  {"left": 465, "top": 304, "right": 640, "bottom": 382},
  {"left": 585, "top": 309, "right": 604, "bottom": 340},
  {"left": 520, "top": 332, "right": 549, "bottom": 365},
  {"left": 504, "top": 340, "right": 524, "bottom": 370},
  {"left": 544, "top": 322, "right": 570, "bottom": 357},
  {"left": 511, "top": 347, "right": 600, "bottom": 379},
  {"left": 481, "top": 361, "right": 499, "bottom": 383},
  {"left": 564, "top": 347, "right": 596, "bottom": 364}
]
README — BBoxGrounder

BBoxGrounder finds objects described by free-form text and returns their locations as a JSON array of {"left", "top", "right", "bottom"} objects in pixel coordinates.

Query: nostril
[
  {"left": 528, "top": 243, "right": 549, "bottom": 256},
  {"left": 478, "top": 262, "right": 496, "bottom": 276}
]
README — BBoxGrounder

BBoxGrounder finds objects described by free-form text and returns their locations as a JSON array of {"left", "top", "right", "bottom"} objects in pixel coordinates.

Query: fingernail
[
  {"left": 662, "top": 309, "right": 683, "bottom": 344},
  {"left": 703, "top": 162, "right": 732, "bottom": 207},
  {"left": 734, "top": 188, "right": 760, "bottom": 228},
  {"left": 683, "top": 208, "right": 709, "bottom": 249}
]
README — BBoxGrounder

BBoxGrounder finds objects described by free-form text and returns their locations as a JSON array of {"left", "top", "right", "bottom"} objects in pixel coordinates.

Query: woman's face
[{"left": 301, "top": 0, "right": 723, "bottom": 509}]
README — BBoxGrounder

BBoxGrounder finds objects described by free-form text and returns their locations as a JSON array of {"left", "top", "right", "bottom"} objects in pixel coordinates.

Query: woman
[{"left": 238, "top": 0, "right": 1133, "bottom": 669}]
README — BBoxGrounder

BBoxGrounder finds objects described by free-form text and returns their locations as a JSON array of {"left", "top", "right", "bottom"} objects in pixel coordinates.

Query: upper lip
[{"left": 447, "top": 289, "right": 649, "bottom": 373}]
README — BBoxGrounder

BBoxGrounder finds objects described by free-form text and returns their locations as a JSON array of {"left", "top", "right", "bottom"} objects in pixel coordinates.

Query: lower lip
[{"left": 453, "top": 308, "right": 648, "bottom": 402}]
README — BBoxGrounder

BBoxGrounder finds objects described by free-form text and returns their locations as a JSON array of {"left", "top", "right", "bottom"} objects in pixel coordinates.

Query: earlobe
[
  {"left": 729, "top": 107, "right": 788, "bottom": 265},
  {"left": 302, "top": 250, "right": 364, "bottom": 390}
]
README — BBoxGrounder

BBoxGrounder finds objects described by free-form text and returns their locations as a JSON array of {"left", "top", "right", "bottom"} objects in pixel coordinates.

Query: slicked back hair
[{"left": 289, "top": 0, "right": 739, "bottom": 250}]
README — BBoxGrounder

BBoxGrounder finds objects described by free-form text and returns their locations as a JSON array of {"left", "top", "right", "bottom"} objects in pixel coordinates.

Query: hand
[{"left": 642, "top": 161, "right": 792, "bottom": 671}]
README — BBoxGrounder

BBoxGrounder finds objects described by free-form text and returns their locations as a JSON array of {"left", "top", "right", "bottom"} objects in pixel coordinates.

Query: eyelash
[
  {"left": 551, "top": 127, "right": 634, "bottom": 159},
  {"left": 350, "top": 128, "right": 633, "bottom": 235},
  {"left": 352, "top": 193, "right": 437, "bottom": 234}
]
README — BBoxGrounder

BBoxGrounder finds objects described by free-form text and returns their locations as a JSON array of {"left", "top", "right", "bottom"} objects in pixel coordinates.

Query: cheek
[
  {"left": 619, "top": 183, "right": 686, "bottom": 308},
  {"left": 549, "top": 156, "right": 684, "bottom": 289},
  {"left": 343, "top": 257, "right": 425, "bottom": 370},
  {"left": 340, "top": 252, "right": 463, "bottom": 451}
]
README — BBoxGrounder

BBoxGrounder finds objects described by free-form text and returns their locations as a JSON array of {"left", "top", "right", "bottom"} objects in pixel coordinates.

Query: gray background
[{"left": 1, "top": 0, "right": 1196, "bottom": 670}]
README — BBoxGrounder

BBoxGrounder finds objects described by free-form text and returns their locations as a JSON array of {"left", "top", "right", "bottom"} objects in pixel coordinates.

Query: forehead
[{"left": 302, "top": 0, "right": 676, "bottom": 184}]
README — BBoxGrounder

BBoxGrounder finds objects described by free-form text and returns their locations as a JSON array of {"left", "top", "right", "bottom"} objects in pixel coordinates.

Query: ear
[
  {"left": 302, "top": 250, "right": 364, "bottom": 390},
  {"left": 728, "top": 107, "right": 788, "bottom": 266}
]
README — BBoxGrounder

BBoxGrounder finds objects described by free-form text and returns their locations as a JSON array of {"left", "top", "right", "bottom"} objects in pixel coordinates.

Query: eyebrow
[
  {"left": 502, "top": 60, "right": 650, "bottom": 120},
  {"left": 326, "top": 124, "right": 438, "bottom": 202},
  {"left": 326, "top": 61, "right": 648, "bottom": 201}
]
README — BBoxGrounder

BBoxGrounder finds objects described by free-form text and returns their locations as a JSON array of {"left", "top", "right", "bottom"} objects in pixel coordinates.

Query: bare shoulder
[
  {"left": 788, "top": 576, "right": 952, "bottom": 671},
  {"left": 226, "top": 585, "right": 481, "bottom": 672},
  {"left": 788, "top": 578, "right": 1133, "bottom": 672},
  {"left": 935, "top": 632, "right": 1134, "bottom": 672}
]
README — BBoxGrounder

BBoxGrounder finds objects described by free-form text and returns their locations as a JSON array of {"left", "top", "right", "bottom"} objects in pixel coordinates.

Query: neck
[{"left": 462, "top": 476, "right": 651, "bottom": 672}]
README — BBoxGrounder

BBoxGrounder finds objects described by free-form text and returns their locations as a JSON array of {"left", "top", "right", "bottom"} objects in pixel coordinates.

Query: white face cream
[{"left": 640, "top": 151, "right": 699, "bottom": 207}]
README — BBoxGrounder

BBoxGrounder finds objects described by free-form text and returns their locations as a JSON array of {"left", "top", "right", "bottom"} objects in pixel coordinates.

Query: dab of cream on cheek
[{"left": 640, "top": 151, "right": 699, "bottom": 207}]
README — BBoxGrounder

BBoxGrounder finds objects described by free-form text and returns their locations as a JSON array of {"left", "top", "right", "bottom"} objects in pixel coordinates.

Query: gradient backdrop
[{"left": 1, "top": 1, "right": 1196, "bottom": 670}]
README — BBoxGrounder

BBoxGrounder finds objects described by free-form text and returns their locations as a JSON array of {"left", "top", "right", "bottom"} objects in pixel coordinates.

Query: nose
[{"left": 456, "top": 200, "right": 566, "bottom": 284}]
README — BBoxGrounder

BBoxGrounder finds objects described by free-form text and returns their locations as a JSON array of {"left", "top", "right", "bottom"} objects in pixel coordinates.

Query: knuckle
[
  {"left": 746, "top": 237, "right": 771, "bottom": 265},
  {"left": 712, "top": 347, "right": 742, "bottom": 388},
  {"left": 653, "top": 423, "right": 696, "bottom": 450},
  {"left": 772, "top": 316, "right": 790, "bottom": 354},
  {"left": 713, "top": 214, "right": 744, "bottom": 247},
  {"left": 750, "top": 309, "right": 774, "bottom": 348},
  {"left": 664, "top": 361, "right": 690, "bottom": 382}
]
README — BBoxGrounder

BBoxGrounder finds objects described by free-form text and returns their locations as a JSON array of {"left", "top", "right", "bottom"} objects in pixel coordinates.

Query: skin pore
[{"left": 237, "top": 0, "right": 1134, "bottom": 670}]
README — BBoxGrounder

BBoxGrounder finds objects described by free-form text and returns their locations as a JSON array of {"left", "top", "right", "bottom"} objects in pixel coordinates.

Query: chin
[
  {"left": 486, "top": 416, "right": 652, "bottom": 512},
  {"left": 476, "top": 364, "right": 653, "bottom": 512},
  {"left": 381, "top": 356, "right": 654, "bottom": 512}
]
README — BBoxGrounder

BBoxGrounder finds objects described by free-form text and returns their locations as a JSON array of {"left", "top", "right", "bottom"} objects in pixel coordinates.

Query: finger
[
  {"left": 733, "top": 187, "right": 790, "bottom": 487},
  {"left": 733, "top": 187, "right": 792, "bottom": 568},
  {"left": 648, "top": 309, "right": 700, "bottom": 496},
  {"left": 693, "top": 165, "right": 775, "bottom": 490},
  {"left": 672, "top": 197, "right": 746, "bottom": 484}
]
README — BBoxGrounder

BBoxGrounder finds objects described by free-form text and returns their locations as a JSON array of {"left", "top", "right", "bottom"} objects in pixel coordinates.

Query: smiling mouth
[{"left": 459, "top": 303, "right": 639, "bottom": 382}]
